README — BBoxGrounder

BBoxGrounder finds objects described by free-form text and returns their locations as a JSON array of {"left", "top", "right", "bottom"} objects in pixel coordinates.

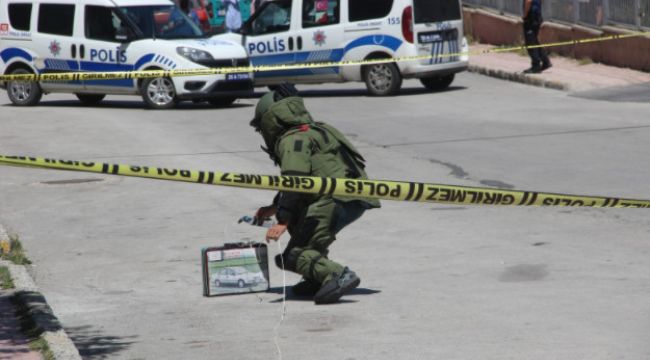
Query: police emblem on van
[
  {"left": 313, "top": 30, "right": 326, "bottom": 46},
  {"left": 48, "top": 40, "right": 61, "bottom": 57}
]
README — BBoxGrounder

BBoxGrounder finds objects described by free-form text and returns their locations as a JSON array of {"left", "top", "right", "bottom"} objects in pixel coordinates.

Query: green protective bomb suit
[{"left": 252, "top": 90, "right": 380, "bottom": 290}]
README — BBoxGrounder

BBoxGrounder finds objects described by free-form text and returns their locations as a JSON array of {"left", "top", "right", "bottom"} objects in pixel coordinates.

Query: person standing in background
[
  {"left": 522, "top": 0, "right": 552, "bottom": 73},
  {"left": 223, "top": 0, "right": 242, "bottom": 31},
  {"left": 178, "top": 0, "right": 201, "bottom": 26}
]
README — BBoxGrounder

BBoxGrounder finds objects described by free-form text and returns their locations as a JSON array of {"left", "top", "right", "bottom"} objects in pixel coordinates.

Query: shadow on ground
[
  {"left": 570, "top": 82, "right": 650, "bottom": 103},
  {"left": 267, "top": 286, "right": 381, "bottom": 303},
  {"left": 277, "top": 85, "right": 467, "bottom": 98},
  {"left": 13, "top": 290, "right": 63, "bottom": 333},
  {"left": 65, "top": 325, "right": 137, "bottom": 360},
  {"left": 3, "top": 100, "right": 254, "bottom": 111},
  {"left": 1, "top": 86, "right": 466, "bottom": 110}
]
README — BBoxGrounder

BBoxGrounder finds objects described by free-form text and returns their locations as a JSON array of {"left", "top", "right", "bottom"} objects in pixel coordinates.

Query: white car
[
  {"left": 212, "top": 266, "right": 266, "bottom": 288},
  {"left": 0, "top": 0, "right": 253, "bottom": 108},
  {"left": 217, "top": 0, "right": 468, "bottom": 95}
]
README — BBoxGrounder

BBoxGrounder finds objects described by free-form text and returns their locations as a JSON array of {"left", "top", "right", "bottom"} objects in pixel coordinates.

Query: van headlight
[{"left": 176, "top": 47, "right": 214, "bottom": 64}]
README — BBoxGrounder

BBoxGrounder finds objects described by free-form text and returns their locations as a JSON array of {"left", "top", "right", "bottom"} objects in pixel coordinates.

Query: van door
[
  {"left": 242, "top": 0, "right": 298, "bottom": 84},
  {"left": 33, "top": 2, "right": 82, "bottom": 92},
  {"left": 291, "top": 0, "right": 345, "bottom": 82},
  {"left": 80, "top": 5, "right": 134, "bottom": 94},
  {"left": 411, "top": 0, "right": 463, "bottom": 65}
]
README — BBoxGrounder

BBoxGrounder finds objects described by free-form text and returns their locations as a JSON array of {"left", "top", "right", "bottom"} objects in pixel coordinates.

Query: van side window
[
  {"left": 413, "top": 0, "right": 461, "bottom": 23},
  {"left": 302, "top": 0, "right": 339, "bottom": 28},
  {"left": 8, "top": 4, "right": 32, "bottom": 31},
  {"left": 349, "top": 0, "right": 393, "bottom": 22},
  {"left": 38, "top": 4, "right": 75, "bottom": 36},
  {"left": 86, "top": 6, "right": 122, "bottom": 42},
  {"left": 249, "top": 0, "right": 291, "bottom": 35}
]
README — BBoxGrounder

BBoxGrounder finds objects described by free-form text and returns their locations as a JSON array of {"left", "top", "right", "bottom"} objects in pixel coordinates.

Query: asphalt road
[{"left": 1, "top": 74, "right": 650, "bottom": 360}]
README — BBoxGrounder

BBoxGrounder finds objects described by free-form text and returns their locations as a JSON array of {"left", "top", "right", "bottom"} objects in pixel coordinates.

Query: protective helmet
[
  {"left": 249, "top": 83, "right": 300, "bottom": 131},
  {"left": 252, "top": 91, "right": 276, "bottom": 129},
  {"left": 250, "top": 84, "right": 313, "bottom": 160}
]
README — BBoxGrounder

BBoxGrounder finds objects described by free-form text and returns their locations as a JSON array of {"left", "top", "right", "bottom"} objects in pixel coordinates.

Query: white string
[
  {"left": 233, "top": 218, "right": 285, "bottom": 358},
  {"left": 273, "top": 237, "right": 287, "bottom": 360}
]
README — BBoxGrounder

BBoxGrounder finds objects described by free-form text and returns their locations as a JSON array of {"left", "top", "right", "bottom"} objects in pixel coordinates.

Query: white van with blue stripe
[
  {"left": 220, "top": 0, "right": 468, "bottom": 95},
  {"left": 0, "top": 0, "right": 253, "bottom": 108}
]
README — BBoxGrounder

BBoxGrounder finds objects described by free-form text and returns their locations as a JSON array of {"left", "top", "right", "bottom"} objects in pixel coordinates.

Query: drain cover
[{"left": 41, "top": 178, "right": 104, "bottom": 185}]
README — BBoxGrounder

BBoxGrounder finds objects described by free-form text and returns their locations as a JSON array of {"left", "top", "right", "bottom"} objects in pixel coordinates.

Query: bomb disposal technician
[{"left": 250, "top": 84, "right": 380, "bottom": 304}]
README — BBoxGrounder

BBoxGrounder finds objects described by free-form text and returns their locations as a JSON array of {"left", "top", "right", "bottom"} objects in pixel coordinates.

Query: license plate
[
  {"left": 226, "top": 73, "right": 250, "bottom": 81},
  {"left": 418, "top": 32, "right": 442, "bottom": 43}
]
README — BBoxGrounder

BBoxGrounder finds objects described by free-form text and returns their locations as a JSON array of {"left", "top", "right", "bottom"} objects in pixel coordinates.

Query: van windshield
[
  {"left": 119, "top": 5, "right": 205, "bottom": 39},
  {"left": 413, "top": 0, "right": 461, "bottom": 23},
  {"left": 240, "top": 0, "right": 292, "bottom": 35}
]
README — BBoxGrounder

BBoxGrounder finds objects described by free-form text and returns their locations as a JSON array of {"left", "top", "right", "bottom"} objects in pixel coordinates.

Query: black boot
[
  {"left": 313, "top": 267, "right": 360, "bottom": 305},
  {"left": 523, "top": 67, "right": 542, "bottom": 74}
]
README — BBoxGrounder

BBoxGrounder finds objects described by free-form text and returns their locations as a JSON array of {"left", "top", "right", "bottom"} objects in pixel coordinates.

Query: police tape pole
[
  {"left": 0, "top": 30, "right": 647, "bottom": 82},
  {"left": 1, "top": 155, "right": 649, "bottom": 208}
]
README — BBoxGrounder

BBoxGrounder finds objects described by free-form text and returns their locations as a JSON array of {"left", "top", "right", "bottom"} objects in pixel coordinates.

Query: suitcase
[{"left": 201, "top": 242, "right": 270, "bottom": 297}]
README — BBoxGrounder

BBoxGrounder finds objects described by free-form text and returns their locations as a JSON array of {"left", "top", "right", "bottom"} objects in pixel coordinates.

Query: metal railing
[{"left": 464, "top": 0, "right": 649, "bottom": 29}]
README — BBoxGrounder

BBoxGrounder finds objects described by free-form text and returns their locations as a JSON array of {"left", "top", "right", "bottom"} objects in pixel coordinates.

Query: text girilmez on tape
[{"left": 1, "top": 156, "right": 649, "bottom": 208}]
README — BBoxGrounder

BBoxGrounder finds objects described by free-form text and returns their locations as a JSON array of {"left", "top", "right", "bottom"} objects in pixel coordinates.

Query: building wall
[{"left": 463, "top": 7, "right": 650, "bottom": 71}]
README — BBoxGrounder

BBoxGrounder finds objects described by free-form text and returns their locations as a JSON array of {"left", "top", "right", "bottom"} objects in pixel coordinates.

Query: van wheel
[
  {"left": 208, "top": 97, "right": 236, "bottom": 107},
  {"left": 6, "top": 68, "right": 43, "bottom": 106},
  {"left": 76, "top": 94, "right": 106, "bottom": 106},
  {"left": 420, "top": 74, "right": 455, "bottom": 91},
  {"left": 237, "top": 279, "right": 245, "bottom": 288},
  {"left": 140, "top": 77, "right": 177, "bottom": 109},
  {"left": 363, "top": 63, "right": 402, "bottom": 96}
]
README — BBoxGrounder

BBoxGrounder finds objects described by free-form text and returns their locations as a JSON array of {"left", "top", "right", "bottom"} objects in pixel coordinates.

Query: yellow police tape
[
  {"left": 1, "top": 155, "right": 648, "bottom": 208},
  {"left": 0, "top": 31, "right": 647, "bottom": 82}
]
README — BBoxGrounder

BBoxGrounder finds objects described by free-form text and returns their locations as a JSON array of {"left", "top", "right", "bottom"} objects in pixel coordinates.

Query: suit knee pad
[{"left": 275, "top": 248, "right": 301, "bottom": 272}]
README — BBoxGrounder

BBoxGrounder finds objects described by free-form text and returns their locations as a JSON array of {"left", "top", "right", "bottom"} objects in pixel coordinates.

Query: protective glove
[
  {"left": 266, "top": 223, "right": 288, "bottom": 242},
  {"left": 254, "top": 205, "right": 277, "bottom": 226}
]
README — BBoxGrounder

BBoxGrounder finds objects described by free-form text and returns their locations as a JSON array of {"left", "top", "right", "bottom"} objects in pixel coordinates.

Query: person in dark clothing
[
  {"left": 250, "top": 84, "right": 380, "bottom": 304},
  {"left": 179, "top": 0, "right": 187, "bottom": 11},
  {"left": 522, "top": 0, "right": 552, "bottom": 73}
]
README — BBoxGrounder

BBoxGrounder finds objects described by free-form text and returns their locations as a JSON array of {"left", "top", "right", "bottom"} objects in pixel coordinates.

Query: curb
[
  {"left": 468, "top": 64, "right": 569, "bottom": 91},
  {"left": 0, "top": 225, "right": 82, "bottom": 360}
]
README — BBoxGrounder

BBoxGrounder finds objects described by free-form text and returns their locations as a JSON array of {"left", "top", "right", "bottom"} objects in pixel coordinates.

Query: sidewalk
[
  {"left": 0, "top": 291, "right": 41, "bottom": 360},
  {"left": 0, "top": 224, "right": 42, "bottom": 360},
  {"left": 0, "top": 261, "right": 82, "bottom": 360},
  {"left": 468, "top": 43, "right": 650, "bottom": 92},
  {"left": 0, "top": 224, "right": 80, "bottom": 360}
]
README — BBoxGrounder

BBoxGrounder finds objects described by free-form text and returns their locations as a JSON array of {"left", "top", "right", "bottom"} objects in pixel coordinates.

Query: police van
[
  {"left": 0, "top": 0, "right": 253, "bottom": 108},
  {"left": 221, "top": 0, "right": 468, "bottom": 95}
]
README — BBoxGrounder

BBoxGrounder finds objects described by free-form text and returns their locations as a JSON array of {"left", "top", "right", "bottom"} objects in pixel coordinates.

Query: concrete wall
[{"left": 463, "top": 7, "right": 650, "bottom": 72}]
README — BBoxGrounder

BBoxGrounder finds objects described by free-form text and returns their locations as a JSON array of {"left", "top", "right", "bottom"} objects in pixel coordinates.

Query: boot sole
[{"left": 314, "top": 276, "right": 360, "bottom": 305}]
